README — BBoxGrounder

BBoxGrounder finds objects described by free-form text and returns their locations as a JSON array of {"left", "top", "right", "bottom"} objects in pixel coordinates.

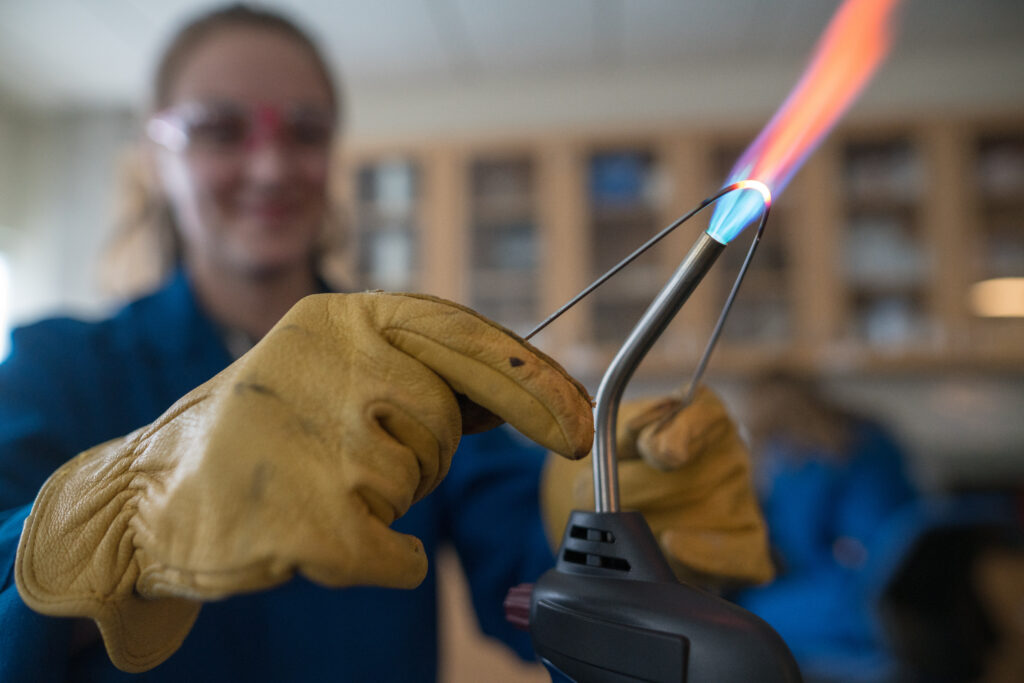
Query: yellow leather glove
[
  {"left": 542, "top": 385, "right": 773, "bottom": 587},
  {"left": 15, "top": 292, "right": 593, "bottom": 673}
]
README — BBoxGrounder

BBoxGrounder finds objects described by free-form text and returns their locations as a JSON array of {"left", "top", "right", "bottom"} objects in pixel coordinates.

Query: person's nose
[{"left": 243, "top": 140, "right": 294, "bottom": 186}]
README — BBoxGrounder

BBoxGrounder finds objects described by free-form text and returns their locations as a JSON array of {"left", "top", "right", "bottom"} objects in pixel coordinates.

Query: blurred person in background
[
  {"left": 0, "top": 4, "right": 774, "bottom": 681},
  {"left": 732, "top": 370, "right": 918, "bottom": 682}
]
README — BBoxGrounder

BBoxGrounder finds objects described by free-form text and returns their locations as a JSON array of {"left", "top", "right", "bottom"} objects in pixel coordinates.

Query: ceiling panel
[
  {"left": 453, "top": 0, "right": 596, "bottom": 75},
  {"left": 285, "top": 0, "right": 453, "bottom": 85},
  {"left": 0, "top": 0, "right": 1020, "bottom": 110},
  {"left": 896, "top": 0, "right": 1024, "bottom": 53}
]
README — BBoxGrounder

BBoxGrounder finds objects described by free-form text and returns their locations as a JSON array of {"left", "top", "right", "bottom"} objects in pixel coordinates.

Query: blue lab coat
[
  {"left": 0, "top": 270, "right": 554, "bottom": 682},
  {"left": 732, "top": 423, "right": 917, "bottom": 679}
]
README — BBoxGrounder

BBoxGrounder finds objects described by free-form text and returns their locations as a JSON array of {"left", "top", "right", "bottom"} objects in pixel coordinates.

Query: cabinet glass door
[
  {"left": 468, "top": 156, "right": 539, "bottom": 334},
  {"left": 354, "top": 159, "right": 420, "bottom": 291}
]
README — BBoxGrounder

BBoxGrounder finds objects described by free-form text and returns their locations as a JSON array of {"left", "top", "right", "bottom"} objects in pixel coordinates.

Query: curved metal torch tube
[
  {"left": 592, "top": 233, "right": 724, "bottom": 512},
  {"left": 521, "top": 180, "right": 769, "bottom": 512},
  {"left": 589, "top": 180, "right": 772, "bottom": 513}
]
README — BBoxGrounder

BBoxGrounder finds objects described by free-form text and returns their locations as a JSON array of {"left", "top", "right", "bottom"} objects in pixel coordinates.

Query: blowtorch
[
  {"left": 502, "top": 0, "right": 905, "bottom": 672},
  {"left": 505, "top": 180, "right": 802, "bottom": 682}
]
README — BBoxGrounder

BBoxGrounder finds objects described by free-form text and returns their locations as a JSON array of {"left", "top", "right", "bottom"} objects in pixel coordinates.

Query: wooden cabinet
[
  {"left": 351, "top": 157, "right": 421, "bottom": 292},
  {"left": 584, "top": 144, "right": 665, "bottom": 346},
  {"left": 838, "top": 132, "right": 933, "bottom": 350},
  {"left": 965, "top": 122, "right": 1024, "bottom": 360},
  {"left": 467, "top": 154, "right": 540, "bottom": 333},
  {"left": 706, "top": 137, "right": 799, "bottom": 362},
  {"left": 342, "top": 114, "right": 1024, "bottom": 381}
]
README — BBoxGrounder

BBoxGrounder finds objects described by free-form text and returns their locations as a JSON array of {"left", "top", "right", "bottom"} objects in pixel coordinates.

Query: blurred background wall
[
  {"left": 3, "top": 0, "right": 1021, "bottom": 485},
  {"left": 0, "top": 1, "right": 1022, "bottom": 681},
  {"left": 0, "top": 1, "right": 1021, "bottom": 322}
]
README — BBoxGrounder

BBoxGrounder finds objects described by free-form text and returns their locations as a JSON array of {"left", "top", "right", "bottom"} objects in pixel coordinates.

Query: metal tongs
[{"left": 524, "top": 180, "right": 772, "bottom": 511}]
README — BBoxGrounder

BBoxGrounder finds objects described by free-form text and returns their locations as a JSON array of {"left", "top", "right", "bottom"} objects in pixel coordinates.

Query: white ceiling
[{"left": 0, "top": 0, "right": 1022, "bottom": 111}]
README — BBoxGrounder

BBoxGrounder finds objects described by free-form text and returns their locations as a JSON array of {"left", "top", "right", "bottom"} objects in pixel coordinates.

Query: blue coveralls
[
  {"left": 732, "top": 424, "right": 917, "bottom": 679},
  {"left": 0, "top": 270, "right": 554, "bottom": 682}
]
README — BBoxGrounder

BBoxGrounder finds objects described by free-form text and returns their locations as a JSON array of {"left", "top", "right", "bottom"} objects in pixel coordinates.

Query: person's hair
[
  {"left": 152, "top": 4, "right": 340, "bottom": 113},
  {"left": 101, "top": 3, "right": 349, "bottom": 298},
  {"left": 745, "top": 369, "right": 856, "bottom": 459}
]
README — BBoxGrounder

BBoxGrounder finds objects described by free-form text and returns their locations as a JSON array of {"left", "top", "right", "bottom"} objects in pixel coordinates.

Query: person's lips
[{"left": 243, "top": 200, "right": 295, "bottom": 221}]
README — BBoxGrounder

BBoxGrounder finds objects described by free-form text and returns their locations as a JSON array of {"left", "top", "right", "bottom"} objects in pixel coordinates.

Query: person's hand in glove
[
  {"left": 542, "top": 385, "right": 773, "bottom": 589},
  {"left": 15, "top": 292, "right": 593, "bottom": 673}
]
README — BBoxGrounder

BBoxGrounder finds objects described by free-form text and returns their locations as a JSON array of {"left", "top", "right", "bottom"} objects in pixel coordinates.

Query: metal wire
[
  {"left": 520, "top": 181, "right": 771, "bottom": 512},
  {"left": 591, "top": 186, "right": 770, "bottom": 512},
  {"left": 523, "top": 181, "right": 769, "bottom": 342},
  {"left": 680, "top": 199, "right": 769, "bottom": 405}
]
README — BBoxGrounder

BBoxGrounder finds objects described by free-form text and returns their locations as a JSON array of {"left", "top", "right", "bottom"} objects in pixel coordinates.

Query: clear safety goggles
[{"left": 146, "top": 100, "right": 336, "bottom": 155}]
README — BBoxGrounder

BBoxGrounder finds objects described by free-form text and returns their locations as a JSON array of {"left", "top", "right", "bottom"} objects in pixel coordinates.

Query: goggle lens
[{"left": 148, "top": 102, "right": 334, "bottom": 153}]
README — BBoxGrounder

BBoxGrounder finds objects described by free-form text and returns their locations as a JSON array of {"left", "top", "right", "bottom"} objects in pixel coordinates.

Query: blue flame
[{"left": 706, "top": 177, "right": 772, "bottom": 244}]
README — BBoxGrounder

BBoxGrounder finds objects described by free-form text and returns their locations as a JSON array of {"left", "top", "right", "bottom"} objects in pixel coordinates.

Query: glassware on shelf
[
  {"left": 843, "top": 138, "right": 925, "bottom": 204},
  {"left": 354, "top": 159, "right": 419, "bottom": 291},
  {"left": 710, "top": 141, "right": 794, "bottom": 348},
  {"left": 374, "top": 160, "right": 416, "bottom": 214},
  {"left": 838, "top": 135, "right": 934, "bottom": 352},
  {"left": 365, "top": 226, "right": 414, "bottom": 292},
  {"left": 723, "top": 296, "right": 791, "bottom": 345},
  {"left": 585, "top": 148, "right": 664, "bottom": 345},
  {"left": 472, "top": 221, "right": 536, "bottom": 271},
  {"left": 854, "top": 294, "right": 931, "bottom": 347},
  {"left": 468, "top": 157, "right": 539, "bottom": 327},
  {"left": 842, "top": 212, "right": 929, "bottom": 287},
  {"left": 973, "top": 132, "right": 1024, "bottom": 285},
  {"left": 976, "top": 135, "right": 1024, "bottom": 200},
  {"left": 588, "top": 150, "right": 658, "bottom": 208},
  {"left": 980, "top": 226, "right": 1024, "bottom": 279},
  {"left": 471, "top": 157, "right": 533, "bottom": 217}
]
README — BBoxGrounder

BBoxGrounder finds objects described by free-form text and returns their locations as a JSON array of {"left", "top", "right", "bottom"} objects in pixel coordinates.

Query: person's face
[{"left": 151, "top": 26, "right": 335, "bottom": 278}]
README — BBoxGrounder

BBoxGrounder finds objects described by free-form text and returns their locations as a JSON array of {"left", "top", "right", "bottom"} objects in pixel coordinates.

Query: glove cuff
[
  {"left": 92, "top": 596, "right": 201, "bottom": 672},
  {"left": 14, "top": 435, "right": 201, "bottom": 672}
]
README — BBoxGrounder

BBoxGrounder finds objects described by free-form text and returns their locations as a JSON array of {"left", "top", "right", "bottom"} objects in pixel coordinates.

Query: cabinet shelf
[
  {"left": 976, "top": 195, "right": 1024, "bottom": 212},
  {"left": 590, "top": 204, "right": 659, "bottom": 223},
  {"left": 471, "top": 268, "right": 535, "bottom": 290},
  {"left": 467, "top": 155, "right": 541, "bottom": 327},
  {"left": 846, "top": 279, "right": 928, "bottom": 295},
  {"left": 355, "top": 204, "right": 418, "bottom": 224},
  {"left": 968, "top": 126, "right": 1024, "bottom": 334},
  {"left": 342, "top": 114, "right": 1024, "bottom": 375},
  {"left": 352, "top": 158, "right": 421, "bottom": 292}
]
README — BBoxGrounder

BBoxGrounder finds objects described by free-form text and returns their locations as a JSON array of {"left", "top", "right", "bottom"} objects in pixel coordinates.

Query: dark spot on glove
[
  {"left": 509, "top": 357, "right": 525, "bottom": 367},
  {"left": 234, "top": 381, "right": 275, "bottom": 397}
]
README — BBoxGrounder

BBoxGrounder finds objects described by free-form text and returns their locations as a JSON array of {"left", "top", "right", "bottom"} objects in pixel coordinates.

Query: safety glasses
[{"left": 146, "top": 100, "right": 336, "bottom": 155}]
